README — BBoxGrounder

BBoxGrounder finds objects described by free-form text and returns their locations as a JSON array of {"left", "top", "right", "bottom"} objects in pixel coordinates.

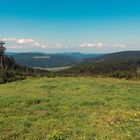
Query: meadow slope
[{"left": 0, "top": 77, "right": 140, "bottom": 140}]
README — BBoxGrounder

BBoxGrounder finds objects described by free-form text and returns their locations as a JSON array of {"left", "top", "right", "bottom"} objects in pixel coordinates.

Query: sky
[{"left": 0, "top": 0, "right": 140, "bottom": 53}]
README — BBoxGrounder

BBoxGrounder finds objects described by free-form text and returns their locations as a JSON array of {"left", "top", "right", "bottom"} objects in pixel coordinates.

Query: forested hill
[
  {"left": 84, "top": 51, "right": 140, "bottom": 63},
  {"left": 7, "top": 52, "right": 102, "bottom": 68},
  {"left": 59, "top": 51, "right": 140, "bottom": 78}
]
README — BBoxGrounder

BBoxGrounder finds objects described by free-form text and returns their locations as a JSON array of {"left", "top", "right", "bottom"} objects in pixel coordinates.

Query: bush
[{"left": 0, "top": 69, "right": 26, "bottom": 84}]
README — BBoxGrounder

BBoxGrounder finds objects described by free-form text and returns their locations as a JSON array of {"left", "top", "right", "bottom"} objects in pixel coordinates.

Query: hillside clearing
[
  {"left": 0, "top": 77, "right": 140, "bottom": 140},
  {"left": 46, "top": 66, "right": 72, "bottom": 72}
]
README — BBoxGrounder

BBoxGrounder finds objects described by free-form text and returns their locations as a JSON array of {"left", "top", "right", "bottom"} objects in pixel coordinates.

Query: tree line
[
  {"left": 58, "top": 58, "right": 140, "bottom": 79},
  {"left": 0, "top": 55, "right": 54, "bottom": 84}
]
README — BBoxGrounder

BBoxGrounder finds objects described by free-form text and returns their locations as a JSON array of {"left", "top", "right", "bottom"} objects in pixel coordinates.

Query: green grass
[{"left": 0, "top": 77, "right": 140, "bottom": 140}]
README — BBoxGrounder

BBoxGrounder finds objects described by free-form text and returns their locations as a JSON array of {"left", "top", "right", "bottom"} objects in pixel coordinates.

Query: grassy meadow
[
  {"left": 46, "top": 66, "right": 72, "bottom": 72},
  {"left": 0, "top": 77, "right": 140, "bottom": 140}
]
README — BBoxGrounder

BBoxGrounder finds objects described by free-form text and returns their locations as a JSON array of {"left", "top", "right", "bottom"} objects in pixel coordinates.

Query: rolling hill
[
  {"left": 84, "top": 51, "right": 140, "bottom": 63},
  {"left": 7, "top": 52, "right": 102, "bottom": 68},
  {"left": 59, "top": 51, "right": 140, "bottom": 78}
]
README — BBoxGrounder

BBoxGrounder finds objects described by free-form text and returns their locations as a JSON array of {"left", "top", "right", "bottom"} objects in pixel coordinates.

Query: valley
[{"left": 1, "top": 1, "right": 140, "bottom": 139}]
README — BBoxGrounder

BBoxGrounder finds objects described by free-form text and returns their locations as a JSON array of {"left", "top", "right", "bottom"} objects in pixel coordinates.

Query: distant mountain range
[{"left": 7, "top": 52, "right": 102, "bottom": 68}]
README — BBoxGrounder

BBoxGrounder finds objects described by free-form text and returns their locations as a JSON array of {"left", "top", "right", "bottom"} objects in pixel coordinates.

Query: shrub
[{"left": 0, "top": 69, "right": 26, "bottom": 84}]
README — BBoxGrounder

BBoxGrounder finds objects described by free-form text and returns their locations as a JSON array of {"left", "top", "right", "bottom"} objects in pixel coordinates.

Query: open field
[
  {"left": 46, "top": 66, "right": 72, "bottom": 72},
  {"left": 0, "top": 77, "right": 140, "bottom": 140}
]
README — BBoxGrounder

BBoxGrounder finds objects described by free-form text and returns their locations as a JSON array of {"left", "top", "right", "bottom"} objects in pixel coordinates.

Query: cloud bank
[
  {"left": 80, "top": 42, "right": 127, "bottom": 49},
  {"left": 80, "top": 42, "right": 103, "bottom": 48},
  {"left": 2, "top": 38, "right": 48, "bottom": 49},
  {"left": 1, "top": 37, "right": 127, "bottom": 52}
]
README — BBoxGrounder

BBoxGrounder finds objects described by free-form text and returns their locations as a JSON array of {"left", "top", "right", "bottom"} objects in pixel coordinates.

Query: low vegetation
[
  {"left": 0, "top": 77, "right": 140, "bottom": 139},
  {"left": 0, "top": 69, "right": 26, "bottom": 84}
]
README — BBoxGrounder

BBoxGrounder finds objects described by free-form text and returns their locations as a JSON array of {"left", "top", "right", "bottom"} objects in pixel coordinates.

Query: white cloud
[
  {"left": 41, "top": 45, "right": 48, "bottom": 48},
  {"left": 2, "top": 38, "right": 17, "bottom": 42},
  {"left": 80, "top": 42, "right": 104, "bottom": 48},
  {"left": 2, "top": 38, "right": 48, "bottom": 49},
  {"left": 16, "top": 39, "right": 34, "bottom": 44},
  {"left": 113, "top": 44, "right": 127, "bottom": 48},
  {"left": 33, "top": 42, "right": 41, "bottom": 46},
  {"left": 43, "top": 42, "right": 70, "bottom": 49},
  {"left": 10, "top": 46, "right": 24, "bottom": 49},
  {"left": 80, "top": 42, "right": 127, "bottom": 49},
  {"left": 1, "top": 37, "right": 127, "bottom": 51},
  {"left": 3, "top": 38, "right": 36, "bottom": 45}
]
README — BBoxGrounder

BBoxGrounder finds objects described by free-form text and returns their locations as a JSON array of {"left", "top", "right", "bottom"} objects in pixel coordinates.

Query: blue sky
[{"left": 0, "top": 0, "right": 140, "bottom": 53}]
